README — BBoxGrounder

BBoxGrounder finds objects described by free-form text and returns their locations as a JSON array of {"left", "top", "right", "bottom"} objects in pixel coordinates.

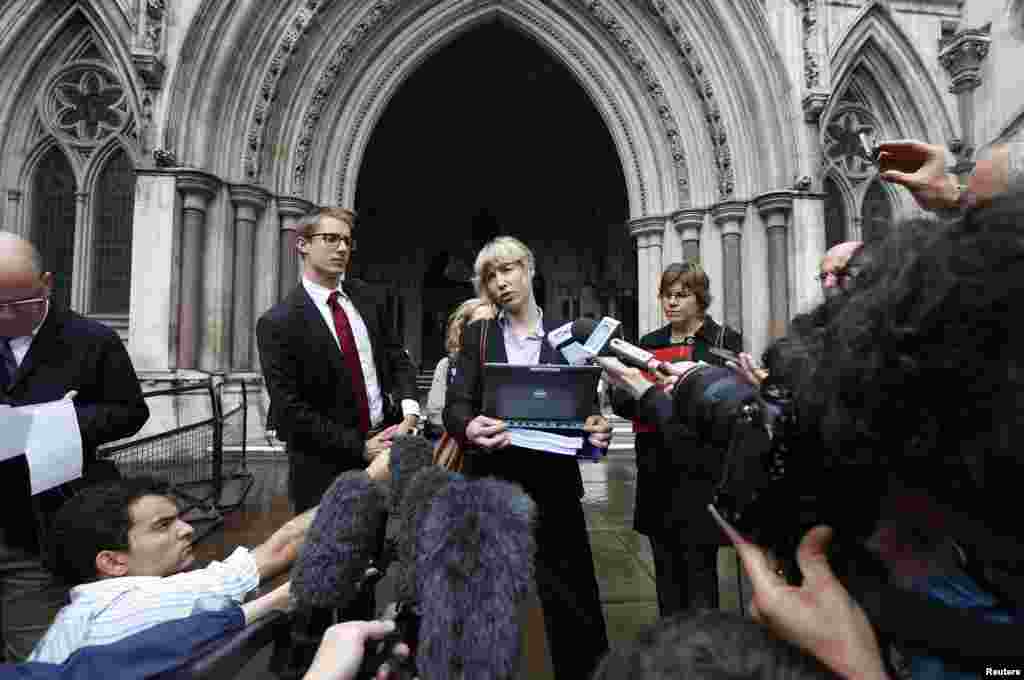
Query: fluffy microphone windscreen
[
  {"left": 389, "top": 434, "right": 435, "bottom": 515},
  {"left": 415, "top": 478, "right": 536, "bottom": 680},
  {"left": 394, "top": 465, "right": 460, "bottom": 603},
  {"left": 291, "top": 469, "right": 387, "bottom": 609}
]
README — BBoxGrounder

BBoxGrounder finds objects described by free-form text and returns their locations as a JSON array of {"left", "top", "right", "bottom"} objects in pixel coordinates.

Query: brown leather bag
[{"left": 432, "top": 319, "right": 488, "bottom": 472}]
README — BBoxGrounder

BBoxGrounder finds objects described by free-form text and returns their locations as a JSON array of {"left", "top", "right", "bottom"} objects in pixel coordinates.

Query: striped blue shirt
[{"left": 28, "top": 546, "right": 259, "bottom": 664}]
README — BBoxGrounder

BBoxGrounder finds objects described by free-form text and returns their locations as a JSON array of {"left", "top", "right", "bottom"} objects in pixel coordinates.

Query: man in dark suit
[
  {"left": 256, "top": 208, "right": 416, "bottom": 671},
  {"left": 0, "top": 231, "right": 149, "bottom": 660},
  {"left": 444, "top": 236, "right": 612, "bottom": 680},
  {"left": 256, "top": 206, "right": 418, "bottom": 514}
]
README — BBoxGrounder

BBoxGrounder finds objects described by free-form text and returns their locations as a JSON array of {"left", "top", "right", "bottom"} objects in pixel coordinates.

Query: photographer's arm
[{"left": 878, "top": 140, "right": 1020, "bottom": 212}]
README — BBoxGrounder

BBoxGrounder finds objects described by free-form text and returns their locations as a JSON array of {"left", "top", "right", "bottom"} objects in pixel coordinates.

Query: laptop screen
[{"left": 482, "top": 363, "right": 602, "bottom": 423}]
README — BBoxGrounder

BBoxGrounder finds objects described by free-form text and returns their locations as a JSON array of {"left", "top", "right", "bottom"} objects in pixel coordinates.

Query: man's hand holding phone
[
  {"left": 876, "top": 140, "right": 961, "bottom": 211},
  {"left": 466, "top": 415, "right": 511, "bottom": 451}
]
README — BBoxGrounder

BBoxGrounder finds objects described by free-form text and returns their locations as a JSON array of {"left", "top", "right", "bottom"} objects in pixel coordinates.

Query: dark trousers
[
  {"left": 649, "top": 536, "right": 719, "bottom": 617},
  {"left": 533, "top": 497, "right": 609, "bottom": 680},
  {"left": 0, "top": 540, "right": 67, "bottom": 661}
]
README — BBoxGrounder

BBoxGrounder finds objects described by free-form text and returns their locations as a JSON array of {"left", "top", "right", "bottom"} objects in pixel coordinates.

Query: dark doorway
[{"left": 355, "top": 20, "right": 630, "bottom": 367}]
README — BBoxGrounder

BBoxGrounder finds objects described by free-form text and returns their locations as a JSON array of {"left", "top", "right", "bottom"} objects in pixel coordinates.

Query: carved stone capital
[
  {"left": 277, "top": 196, "right": 316, "bottom": 220},
  {"left": 670, "top": 209, "right": 705, "bottom": 243},
  {"left": 229, "top": 184, "right": 269, "bottom": 222},
  {"left": 802, "top": 91, "right": 830, "bottom": 123},
  {"left": 152, "top": 148, "right": 176, "bottom": 168},
  {"left": 627, "top": 216, "right": 665, "bottom": 241},
  {"left": 176, "top": 170, "right": 220, "bottom": 212},
  {"left": 754, "top": 191, "right": 794, "bottom": 225},
  {"left": 711, "top": 201, "right": 747, "bottom": 235},
  {"left": 939, "top": 24, "right": 991, "bottom": 93}
]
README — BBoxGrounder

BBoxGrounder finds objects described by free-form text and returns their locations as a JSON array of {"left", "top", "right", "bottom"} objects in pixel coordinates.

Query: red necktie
[{"left": 327, "top": 291, "right": 371, "bottom": 434}]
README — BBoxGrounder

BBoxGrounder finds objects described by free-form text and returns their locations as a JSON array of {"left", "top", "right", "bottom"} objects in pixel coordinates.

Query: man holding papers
[
  {"left": 443, "top": 236, "right": 611, "bottom": 680},
  {"left": 0, "top": 232, "right": 149, "bottom": 660}
]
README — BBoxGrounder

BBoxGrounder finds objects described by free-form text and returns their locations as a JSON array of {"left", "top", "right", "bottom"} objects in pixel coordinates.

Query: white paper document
[
  {"left": 507, "top": 428, "right": 584, "bottom": 456},
  {"left": 0, "top": 399, "right": 83, "bottom": 495}
]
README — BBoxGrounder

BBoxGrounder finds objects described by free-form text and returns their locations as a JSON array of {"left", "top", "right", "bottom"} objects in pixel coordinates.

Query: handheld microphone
[
  {"left": 545, "top": 320, "right": 592, "bottom": 366},
  {"left": 415, "top": 477, "right": 536, "bottom": 680},
  {"left": 290, "top": 470, "right": 387, "bottom": 609},
  {"left": 570, "top": 318, "right": 675, "bottom": 375}
]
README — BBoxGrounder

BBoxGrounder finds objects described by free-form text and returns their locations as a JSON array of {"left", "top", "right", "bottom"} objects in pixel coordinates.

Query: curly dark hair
[
  {"left": 796, "top": 190, "right": 1024, "bottom": 514},
  {"left": 49, "top": 476, "right": 173, "bottom": 585},
  {"left": 591, "top": 609, "right": 836, "bottom": 680}
]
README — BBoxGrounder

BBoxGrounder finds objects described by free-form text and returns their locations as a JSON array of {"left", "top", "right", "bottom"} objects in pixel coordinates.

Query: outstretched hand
[
  {"left": 876, "top": 140, "right": 959, "bottom": 211},
  {"left": 709, "top": 506, "right": 889, "bottom": 680},
  {"left": 302, "top": 619, "right": 413, "bottom": 680}
]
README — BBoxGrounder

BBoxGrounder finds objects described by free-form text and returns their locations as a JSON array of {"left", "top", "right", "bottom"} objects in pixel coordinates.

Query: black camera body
[{"left": 672, "top": 367, "right": 881, "bottom": 582}]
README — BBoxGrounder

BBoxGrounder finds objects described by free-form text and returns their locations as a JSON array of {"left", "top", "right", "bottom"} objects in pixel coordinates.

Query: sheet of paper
[
  {"left": 15, "top": 399, "right": 83, "bottom": 495},
  {"left": 507, "top": 428, "right": 583, "bottom": 456},
  {"left": 0, "top": 407, "right": 33, "bottom": 462}
]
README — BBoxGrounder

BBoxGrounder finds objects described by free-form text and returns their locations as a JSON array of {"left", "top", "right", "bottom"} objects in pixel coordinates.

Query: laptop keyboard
[{"left": 505, "top": 419, "right": 586, "bottom": 430}]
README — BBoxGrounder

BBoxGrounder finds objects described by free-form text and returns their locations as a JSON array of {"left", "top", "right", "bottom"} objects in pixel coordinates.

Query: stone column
[
  {"left": 627, "top": 216, "right": 665, "bottom": 335},
  {"left": 790, "top": 192, "right": 827, "bottom": 314},
  {"left": 5, "top": 190, "right": 22, "bottom": 234},
  {"left": 128, "top": 171, "right": 177, "bottom": 371},
  {"left": 229, "top": 185, "right": 268, "bottom": 371},
  {"left": 939, "top": 24, "right": 991, "bottom": 174},
  {"left": 755, "top": 192, "right": 794, "bottom": 339},
  {"left": 175, "top": 171, "right": 220, "bottom": 369},
  {"left": 277, "top": 197, "right": 314, "bottom": 300},
  {"left": 71, "top": 191, "right": 90, "bottom": 312},
  {"left": 671, "top": 209, "right": 705, "bottom": 265},
  {"left": 711, "top": 202, "right": 747, "bottom": 334}
]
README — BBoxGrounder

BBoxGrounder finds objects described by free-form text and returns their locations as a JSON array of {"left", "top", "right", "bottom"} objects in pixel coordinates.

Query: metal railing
[{"left": 97, "top": 377, "right": 254, "bottom": 537}]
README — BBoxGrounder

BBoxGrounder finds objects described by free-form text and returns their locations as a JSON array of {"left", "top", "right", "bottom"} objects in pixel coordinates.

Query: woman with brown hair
[
  {"left": 610, "top": 261, "right": 742, "bottom": 616},
  {"left": 423, "top": 298, "right": 495, "bottom": 442}
]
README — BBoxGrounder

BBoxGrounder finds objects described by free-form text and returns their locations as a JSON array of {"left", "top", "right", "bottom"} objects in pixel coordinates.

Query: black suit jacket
[
  {"left": 443, "top": 317, "right": 594, "bottom": 503},
  {"left": 256, "top": 280, "right": 416, "bottom": 510},
  {"left": 0, "top": 303, "right": 149, "bottom": 552}
]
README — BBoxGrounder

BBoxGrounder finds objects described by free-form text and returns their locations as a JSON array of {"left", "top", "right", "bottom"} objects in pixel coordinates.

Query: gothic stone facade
[{"left": 0, "top": 0, "right": 1018, "bottom": 437}]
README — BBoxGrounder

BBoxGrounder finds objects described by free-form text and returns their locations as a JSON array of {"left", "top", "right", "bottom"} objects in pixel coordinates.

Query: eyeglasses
[
  {"left": 0, "top": 296, "right": 47, "bottom": 313},
  {"left": 815, "top": 268, "right": 858, "bottom": 284},
  {"left": 309, "top": 233, "right": 353, "bottom": 248},
  {"left": 660, "top": 291, "right": 693, "bottom": 302}
]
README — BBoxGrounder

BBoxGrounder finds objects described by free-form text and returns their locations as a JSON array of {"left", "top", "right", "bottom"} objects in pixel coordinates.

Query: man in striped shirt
[{"left": 26, "top": 476, "right": 317, "bottom": 664}]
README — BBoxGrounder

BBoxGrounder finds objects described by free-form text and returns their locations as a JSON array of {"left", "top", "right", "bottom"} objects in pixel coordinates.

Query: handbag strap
[{"left": 480, "top": 318, "right": 489, "bottom": 369}]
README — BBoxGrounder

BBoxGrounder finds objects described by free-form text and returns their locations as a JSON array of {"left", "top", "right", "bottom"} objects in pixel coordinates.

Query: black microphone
[
  {"left": 571, "top": 317, "right": 676, "bottom": 375},
  {"left": 415, "top": 477, "right": 536, "bottom": 680},
  {"left": 394, "top": 465, "right": 462, "bottom": 603},
  {"left": 290, "top": 469, "right": 387, "bottom": 609}
]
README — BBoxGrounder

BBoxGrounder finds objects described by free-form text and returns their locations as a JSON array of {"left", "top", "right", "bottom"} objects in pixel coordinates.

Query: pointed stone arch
[
  {"left": 828, "top": 1, "right": 953, "bottom": 144},
  {"left": 278, "top": 1, "right": 681, "bottom": 218}
]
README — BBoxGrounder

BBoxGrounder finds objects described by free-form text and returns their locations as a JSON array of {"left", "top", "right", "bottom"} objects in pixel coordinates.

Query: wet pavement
[{"left": 194, "top": 433, "right": 746, "bottom": 678}]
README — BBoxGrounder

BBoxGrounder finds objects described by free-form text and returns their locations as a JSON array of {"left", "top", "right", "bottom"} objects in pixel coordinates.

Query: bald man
[
  {"left": 818, "top": 241, "right": 863, "bottom": 300},
  {"left": 0, "top": 231, "right": 148, "bottom": 660}
]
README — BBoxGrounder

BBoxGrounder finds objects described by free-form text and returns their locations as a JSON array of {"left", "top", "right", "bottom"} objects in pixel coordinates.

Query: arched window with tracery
[
  {"left": 32, "top": 147, "right": 77, "bottom": 311},
  {"left": 823, "top": 176, "right": 847, "bottom": 249},
  {"left": 861, "top": 178, "right": 892, "bottom": 244},
  {"left": 91, "top": 148, "right": 135, "bottom": 314}
]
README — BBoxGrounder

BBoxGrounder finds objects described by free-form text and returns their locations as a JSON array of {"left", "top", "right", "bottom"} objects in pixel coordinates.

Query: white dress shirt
[
  {"left": 6, "top": 299, "right": 49, "bottom": 366},
  {"left": 301, "top": 276, "right": 419, "bottom": 426},
  {"left": 29, "top": 546, "right": 259, "bottom": 664}
]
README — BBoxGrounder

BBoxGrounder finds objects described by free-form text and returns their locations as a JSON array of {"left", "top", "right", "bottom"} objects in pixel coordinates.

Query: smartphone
[{"left": 859, "top": 132, "right": 879, "bottom": 165}]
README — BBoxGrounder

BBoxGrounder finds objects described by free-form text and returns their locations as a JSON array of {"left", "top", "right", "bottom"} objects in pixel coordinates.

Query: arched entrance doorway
[{"left": 354, "top": 21, "right": 631, "bottom": 368}]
